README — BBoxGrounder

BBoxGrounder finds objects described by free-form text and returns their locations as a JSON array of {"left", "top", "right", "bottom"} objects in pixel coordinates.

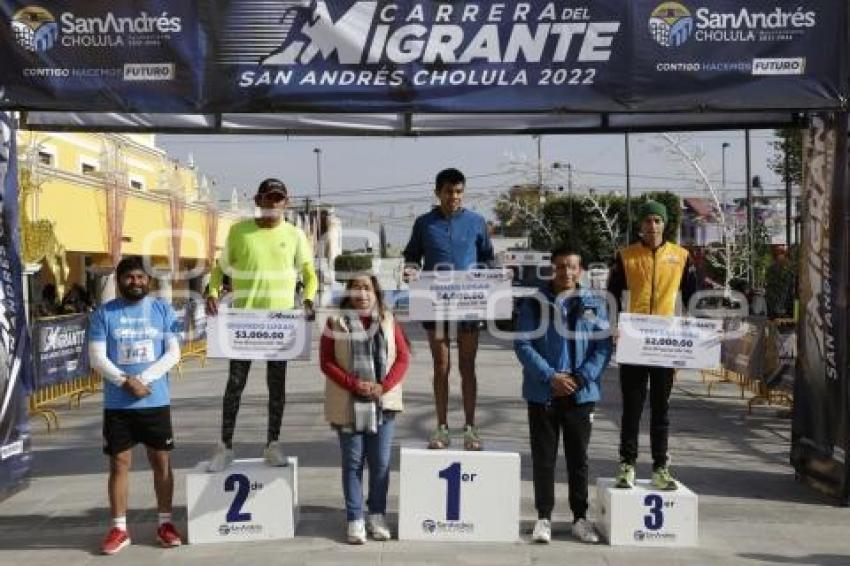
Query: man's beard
[{"left": 119, "top": 285, "right": 148, "bottom": 301}]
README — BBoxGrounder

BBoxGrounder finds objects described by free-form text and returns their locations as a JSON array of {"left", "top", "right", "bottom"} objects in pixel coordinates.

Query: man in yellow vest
[{"left": 607, "top": 200, "right": 697, "bottom": 490}]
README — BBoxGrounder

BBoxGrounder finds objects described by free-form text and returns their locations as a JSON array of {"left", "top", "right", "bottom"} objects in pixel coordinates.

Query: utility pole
[
  {"left": 313, "top": 147, "right": 322, "bottom": 202},
  {"left": 784, "top": 139, "right": 793, "bottom": 248},
  {"left": 567, "top": 162, "right": 574, "bottom": 225},
  {"left": 625, "top": 132, "right": 632, "bottom": 244},
  {"left": 745, "top": 129, "right": 754, "bottom": 287},
  {"left": 536, "top": 135, "right": 543, "bottom": 190}
]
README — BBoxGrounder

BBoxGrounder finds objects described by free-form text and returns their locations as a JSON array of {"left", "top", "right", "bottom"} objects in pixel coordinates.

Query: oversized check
[
  {"left": 615, "top": 313, "right": 722, "bottom": 370},
  {"left": 408, "top": 269, "right": 512, "bottom": 321},
  {"left": 207, "top": 308, "right": 311, "bottom": 360}
]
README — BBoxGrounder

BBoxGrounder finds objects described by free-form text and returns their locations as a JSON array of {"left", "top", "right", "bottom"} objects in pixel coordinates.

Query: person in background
[
  {"left": 36, "top": 283, "right": 60, "bottom": 318},
  {"left": 62, "top": 283, "right": 92, "bottom": 314}
]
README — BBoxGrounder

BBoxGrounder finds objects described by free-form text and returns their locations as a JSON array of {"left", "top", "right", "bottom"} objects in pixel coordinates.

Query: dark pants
[
  {"left": 528, "top": 399, "right": 594, "bottom": 521},
  {"left": 618, "top": 364, "right": 675, "bottom": 468},
  {"left": 221, "top": 360, "right": 287, "bottom": 447}
]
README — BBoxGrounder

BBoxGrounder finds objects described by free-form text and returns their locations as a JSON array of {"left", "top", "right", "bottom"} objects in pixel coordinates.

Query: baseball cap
[{"left": 256, "top": 178, "right": 288, "bottom": 197}]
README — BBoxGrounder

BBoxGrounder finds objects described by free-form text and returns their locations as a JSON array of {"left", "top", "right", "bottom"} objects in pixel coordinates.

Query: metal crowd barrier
[{"left": 700, "top": 317, "right": 795, "bottom": 413}]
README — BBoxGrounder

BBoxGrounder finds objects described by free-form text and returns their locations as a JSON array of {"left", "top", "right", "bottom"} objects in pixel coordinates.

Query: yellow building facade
[{"left": 17, "top": 131, "right": 239, "bottom": 309}]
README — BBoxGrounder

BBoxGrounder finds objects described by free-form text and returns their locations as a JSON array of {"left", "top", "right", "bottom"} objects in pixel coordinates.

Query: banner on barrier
[
  {"left": 32, "top": 313, "right": 89, "bottom": 387},
  {"left": 0, "top": 1, "right": 844, "bottom": 114},
  {"left": 189, "top": 299, "right": 206, "bottom": 341},
  {"left": 174, "top": 304, "right": 189, "bottom": 345},
  {"left": 0, "top": 110, "right": 32, "bottom": 500},
  {"left": 721, "top": 317, "right": 767, "bottom": 381}
]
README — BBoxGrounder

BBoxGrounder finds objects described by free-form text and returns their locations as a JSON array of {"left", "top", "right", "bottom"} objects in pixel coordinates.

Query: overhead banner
[
  {"left": 793, "top": 113, "right": 850, "bottom": 504},
  {"left": 0, "top": 1, "right": 845, "bottom": 113},
  {"left": 0, "top": 110, "right": 32, "bottom": 501}
]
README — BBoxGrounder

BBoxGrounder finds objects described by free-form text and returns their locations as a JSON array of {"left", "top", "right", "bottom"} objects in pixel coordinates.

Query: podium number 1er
[{"left": 438, "top": 462, "right": 477, "bottom": 521}]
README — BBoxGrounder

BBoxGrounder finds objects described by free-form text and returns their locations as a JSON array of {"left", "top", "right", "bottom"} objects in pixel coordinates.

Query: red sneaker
[
  {"left": 156, "top": 522, "right": 183, "bottom": 548},
  {"left": 100, "top": 527, "right": 131, "bottom": 555}
]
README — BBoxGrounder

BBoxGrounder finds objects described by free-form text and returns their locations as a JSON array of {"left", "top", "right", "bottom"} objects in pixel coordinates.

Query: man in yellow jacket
[{"left": 607, "top": 200, "right": 697, "bottom": 490}]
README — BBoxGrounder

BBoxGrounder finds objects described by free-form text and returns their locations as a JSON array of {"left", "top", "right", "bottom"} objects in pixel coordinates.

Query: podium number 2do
[
  {"left": 438, "top": 462, "right": 477, "bottom": 521},
  {"left": 225, "top": 473, "right": 263, "bottom": 523}
]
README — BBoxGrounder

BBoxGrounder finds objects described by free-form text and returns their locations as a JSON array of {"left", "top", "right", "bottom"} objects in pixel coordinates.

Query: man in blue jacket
[
  {"left": 403, "top": 168, "right": 494, "bottom": 451},
  {"left": 514, "top": 248, "right": 612, "bottom": 544}
]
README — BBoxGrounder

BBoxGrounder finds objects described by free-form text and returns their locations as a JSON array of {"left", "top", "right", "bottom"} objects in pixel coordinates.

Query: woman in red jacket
[{"left": 320, "top": 273, "right": 410, "bottom": 544}]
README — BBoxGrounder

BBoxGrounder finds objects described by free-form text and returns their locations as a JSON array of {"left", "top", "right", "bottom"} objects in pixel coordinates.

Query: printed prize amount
[
  {"left": 234, "top": 330, "right": 289, "bottom": 340},
  {"left": 436, "top": 291, "right": 487, "bottom": 301},
  {"left": 644, "top": 337, "right": 694, "bottom": 348}
]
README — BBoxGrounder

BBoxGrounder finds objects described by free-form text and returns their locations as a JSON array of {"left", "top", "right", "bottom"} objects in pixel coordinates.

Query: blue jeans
[{"left": 337, "top": 413, "right": 396, "bottom": 521}]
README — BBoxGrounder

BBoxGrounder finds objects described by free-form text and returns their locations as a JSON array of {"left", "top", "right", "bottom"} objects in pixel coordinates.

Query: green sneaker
[
  {"left": 615, "top": 462, "right": 635, "bottom": 489},
  {"left": 463, "top": 425, "right": 482, "bottom": 451},
  {"left": 428, "top": 425, "right": 450, "bottom": 449},
  {"left": 652, "top": 466, "right": 678, "bottom": 491}
]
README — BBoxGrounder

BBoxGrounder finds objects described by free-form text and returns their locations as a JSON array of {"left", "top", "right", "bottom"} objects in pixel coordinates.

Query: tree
[
  {"left": 768, "top": 128, "right": 803, "bottom": 186},
  {"left": 525, "top": 191, "right": 682, "bottom": 264},
  {"left": 493, "top": 184, "right": 554, "bottom": 238},
  {"left": 333, "top": 253, "right": 373, "bottom": 282}
]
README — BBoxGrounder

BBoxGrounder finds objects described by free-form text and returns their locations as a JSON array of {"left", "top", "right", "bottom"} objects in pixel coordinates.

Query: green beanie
[{"left": 638, "top": 200, "right": 668, "bottom": 224}]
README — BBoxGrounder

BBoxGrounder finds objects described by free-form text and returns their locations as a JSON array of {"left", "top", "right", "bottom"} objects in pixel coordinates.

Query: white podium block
[
  {"left": 398, "top": 447, "right": 520, "bottom": 542},
  {"left": 187, "top": 458, "right": 299, "bottom": 544},
  {"left": 596, "top": 478, "right": 698, "bottom": 547}
]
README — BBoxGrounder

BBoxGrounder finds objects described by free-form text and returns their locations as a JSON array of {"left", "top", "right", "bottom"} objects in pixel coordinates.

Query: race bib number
[{"left": 118, "top": 339, "right": 156, "bottom": 365}]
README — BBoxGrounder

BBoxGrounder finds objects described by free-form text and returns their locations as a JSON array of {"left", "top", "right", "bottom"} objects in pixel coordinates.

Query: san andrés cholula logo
[
  {"left": 11, "top": 5, "right": 182, "bottom": 50},
  {"left": 12, "top": 6, "right": 58, "bottom": 52},
  {"left": 650, "top": 2, "right": 817, "bottom": 47}
]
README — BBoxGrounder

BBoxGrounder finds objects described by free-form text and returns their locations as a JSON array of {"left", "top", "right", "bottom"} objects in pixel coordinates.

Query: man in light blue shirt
[{"left": 88, "top": 256, "right": 182, "bottom": 555}]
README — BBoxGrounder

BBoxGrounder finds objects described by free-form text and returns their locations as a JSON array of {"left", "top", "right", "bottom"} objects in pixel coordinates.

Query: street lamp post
[
  {"left": 313, "top": 147, "right": 322, "bottom": 202},
  {"left": 535, "top": 135, "right": 543, "bottom": 191},
  {"left": 721, "top": 142, "right": 730, "bottom": 192},
  {"left": 744, "top": 130, "right": 754, "bottom": 287},
  {"left": 625, "top": 133, "right": 632, "bottom": 243}
]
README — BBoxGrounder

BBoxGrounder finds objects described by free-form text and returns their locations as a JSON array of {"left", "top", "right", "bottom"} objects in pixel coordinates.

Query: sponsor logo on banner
[
  {"left": 41, "top": 325, "right": 85, "bottom": 353},
  {"left": 752, "top": 57, "right": 805, "bottom": 75},
  {"left": 123, "top": 63, "right": 175, "bottom": 81},
  {"left": 10, "top": 6, "right": 182, "bottom": 51},
  {"left": 0, "top": 440, "right": 23, "bottom": 460},
  {"left": 224, "top": 1, "right": 621, "bottom": 89},
  {"left": 649, "top": 2, "right": 694, "bottom": 47},
  {"left": 12, "top": 6, "right": 58, "bottom": 52},
  {"left": 649, "top": 2, "right": 817, "bottom": 47},
  {"left": 651, "top": 3, "right": 818, "bottom": 75},
  {"left": 9, "top": 4, "right": 184, "bottom": 83}
]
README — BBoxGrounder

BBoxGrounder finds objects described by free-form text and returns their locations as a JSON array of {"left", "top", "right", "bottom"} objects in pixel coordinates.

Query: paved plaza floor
[{"left": 1, "top": 322, "right": 847, "bottom": 565}]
